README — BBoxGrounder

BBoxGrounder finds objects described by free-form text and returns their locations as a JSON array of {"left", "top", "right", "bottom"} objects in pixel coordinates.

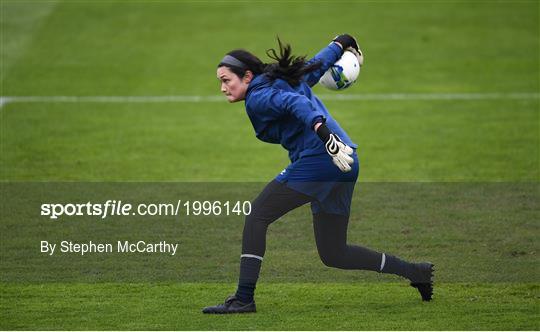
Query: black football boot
[
  {"left": 409, "top": 262, "right": 435, "bottom": 301},
  {"left": 202, "top": 295, "right": 256, "bottom": 314}
]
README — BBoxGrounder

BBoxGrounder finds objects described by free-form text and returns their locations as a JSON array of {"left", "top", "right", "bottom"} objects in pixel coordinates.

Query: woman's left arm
[
  {"left": 276, "top": 90, "right": 326, "bottom": 128},
  {"left": 256, "top": 89, "right": 354, "bottom": 172}
]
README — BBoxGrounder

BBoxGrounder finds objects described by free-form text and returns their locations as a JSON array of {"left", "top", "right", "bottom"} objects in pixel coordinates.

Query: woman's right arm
[{"left": 303, "top": 42, "right": 343, "bottom": 87}]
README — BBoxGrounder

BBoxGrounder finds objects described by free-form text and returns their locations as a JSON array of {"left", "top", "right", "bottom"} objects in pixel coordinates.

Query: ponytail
[{"left": 264, "top": 37, "right": 321, "bottom": 87}]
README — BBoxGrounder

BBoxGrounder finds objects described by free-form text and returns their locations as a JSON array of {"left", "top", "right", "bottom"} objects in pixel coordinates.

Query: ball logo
[
  {"left": 319, "top": 50, "right": 361, "bottom": 90},
  {"left": 329, "top": 65, "right": 352, "bottom": 89}
]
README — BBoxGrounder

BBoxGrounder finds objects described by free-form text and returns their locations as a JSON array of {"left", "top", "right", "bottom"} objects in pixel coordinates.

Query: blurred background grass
[{"left": 1, "top": 0, "right": 538, "bottom": 181}]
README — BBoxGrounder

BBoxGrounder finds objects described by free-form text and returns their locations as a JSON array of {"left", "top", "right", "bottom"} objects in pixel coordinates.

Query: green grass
[
  {"left": 2, "top": 99, "right": 537, "bottom": 181},
  {"left": 1, "top": 0, "right": 539, "bottom": 330},
  {"left": 1, "top": 283, "right": 538, "bottom": 330},
  {"left": 1, "top": 183, "right": 538, "bottom": 284},
  {"left": 1, "top": 183, "right": 538, "bottom": 329},
  {"left": 2, "top": 1, "right": 538, "bottom": 96},
  {"left": 1, "top": 0, "right": 538, "bottom": 181}
]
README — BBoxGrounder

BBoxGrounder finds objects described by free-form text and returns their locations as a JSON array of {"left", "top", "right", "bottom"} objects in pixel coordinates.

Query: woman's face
[{"left": 217, "top": 66, "right": 252, "bottom": 103}]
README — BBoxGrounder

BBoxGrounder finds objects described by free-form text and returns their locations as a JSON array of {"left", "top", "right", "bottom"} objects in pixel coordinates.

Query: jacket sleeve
[
  {"left": 303, "top": 42, "right": 343, "bottom": 87},
  {"left": 247, "top": 89, "right": 326, "bottom": 130},
  {"left": 277, "top": 90, "right": 326, "bottom": 128}
]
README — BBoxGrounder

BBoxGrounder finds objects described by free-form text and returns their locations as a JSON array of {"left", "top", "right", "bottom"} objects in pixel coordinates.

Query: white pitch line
[
  {"left": 0, "top": 92, "right": 538, "bottom": 107},
  {"left": 321, "top": 92, "right": 540, "bottom": 101}
]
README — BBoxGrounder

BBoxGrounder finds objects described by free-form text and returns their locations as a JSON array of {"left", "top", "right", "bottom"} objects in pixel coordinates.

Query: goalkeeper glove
[
  {"left": 316, "top": 123, "right": 354, "bottom": 172},
  {"left": 332, "top": 34, "right": 360, "bottom": 53}
]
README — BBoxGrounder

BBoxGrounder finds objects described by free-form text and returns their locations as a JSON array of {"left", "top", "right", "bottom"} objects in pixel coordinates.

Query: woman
[{"left": 203, "top": 35, "right": 434, "bottom": 314}]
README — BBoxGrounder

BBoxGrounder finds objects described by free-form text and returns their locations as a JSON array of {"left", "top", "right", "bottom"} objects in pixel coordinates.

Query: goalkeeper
[{"left": 204, "top": 34, "right": 434, "bottom": 314}]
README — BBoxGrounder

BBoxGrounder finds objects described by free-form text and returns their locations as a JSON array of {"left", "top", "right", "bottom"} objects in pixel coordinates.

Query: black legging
[{"left": 242, "top": 180, "right": 382, "bottom": 271}]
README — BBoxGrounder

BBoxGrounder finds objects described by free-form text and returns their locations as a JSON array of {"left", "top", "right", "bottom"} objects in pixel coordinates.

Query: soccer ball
[{"left": 319, "top": 49, "right": 363, "bottom": 90}]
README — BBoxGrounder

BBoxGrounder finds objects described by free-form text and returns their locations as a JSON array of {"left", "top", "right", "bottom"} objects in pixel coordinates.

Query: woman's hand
[
  {"left": 325, "top": 134, "right": 354, "bottom": 172},
  {"left": 315, "top": 122, "right": 355, "bottom": 172},
  {"left": 332, "top": 34, "right": 360, "bottom": 53}
]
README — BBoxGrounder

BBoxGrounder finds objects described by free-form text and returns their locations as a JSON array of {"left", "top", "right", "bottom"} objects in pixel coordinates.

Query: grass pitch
[
  {"left": 1, "top": 0, "right": 539, "bottom": 330},
  {"left": 2, "top": 283, "right": 538, "bottom": 330}
]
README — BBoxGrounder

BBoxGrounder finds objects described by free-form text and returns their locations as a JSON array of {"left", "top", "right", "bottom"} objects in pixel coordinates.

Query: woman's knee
[
  {"left": 317, "top": 246, "right": 346, "bottom": 268},
  {"left": 244, "top": 208, "right": 272, "bottom": 227}
]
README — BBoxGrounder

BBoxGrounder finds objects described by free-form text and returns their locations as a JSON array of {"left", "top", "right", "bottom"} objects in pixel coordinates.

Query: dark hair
[
  {"left": 218, "top": 49, "right": 265, "bottom": 79},
  {"left": 264, "top": 38, "right": 321, "bottom": 86},
  {"left": 218, "top": 38, "right": 321, "bottom": 87}
]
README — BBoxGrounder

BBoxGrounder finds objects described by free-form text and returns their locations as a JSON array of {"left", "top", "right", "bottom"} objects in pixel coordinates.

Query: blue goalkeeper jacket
[{"left": 244, "top": 42, "right": 357, "bottom": 163}]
